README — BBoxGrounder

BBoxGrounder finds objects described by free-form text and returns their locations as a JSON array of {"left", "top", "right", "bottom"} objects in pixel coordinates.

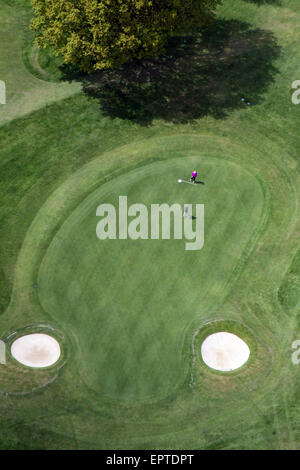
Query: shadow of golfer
[{"left": 61, "top": 18, "right": 280, "bottom": 125}]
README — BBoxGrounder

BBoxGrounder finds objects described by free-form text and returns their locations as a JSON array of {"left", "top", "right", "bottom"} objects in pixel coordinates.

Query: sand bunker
[
  {"left": 201, "top": 332, "right": 250, "bottom": 371},
  {"left": 11, "top": 333, "right": 61, "bottom": 368}
]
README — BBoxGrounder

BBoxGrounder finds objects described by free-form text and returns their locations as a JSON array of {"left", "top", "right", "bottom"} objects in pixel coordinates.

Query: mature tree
[{"left": 31, "top": 0, "right": 222, "bottom": 73}]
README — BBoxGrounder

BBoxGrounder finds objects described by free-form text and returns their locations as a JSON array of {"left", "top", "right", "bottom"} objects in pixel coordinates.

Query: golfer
[{"left": 190, "top": 170, "right": 198, "bottom": 183}]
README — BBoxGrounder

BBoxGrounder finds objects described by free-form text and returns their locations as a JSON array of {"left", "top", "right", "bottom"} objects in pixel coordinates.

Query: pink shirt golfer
[{"left": 192, "top": 171, "right": 197, "bottom": 178}]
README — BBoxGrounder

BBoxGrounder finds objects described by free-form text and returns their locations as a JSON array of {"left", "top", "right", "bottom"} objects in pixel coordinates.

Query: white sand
[
  {"left": 201, "top": 332, "right": 250, "bottom": 371},
  {"left": 11, "top": 333, "right": 61, "bottom": 368}
]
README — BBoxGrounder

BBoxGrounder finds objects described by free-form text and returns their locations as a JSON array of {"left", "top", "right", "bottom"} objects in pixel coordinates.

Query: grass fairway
[{"left": 0, "top": 0, "right": 300, "bottom": 450}]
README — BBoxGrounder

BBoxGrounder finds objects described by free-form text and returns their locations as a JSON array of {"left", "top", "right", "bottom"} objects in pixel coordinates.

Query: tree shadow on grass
[{"left": 61, "top": 19, "right": 280, "bottom": 125}]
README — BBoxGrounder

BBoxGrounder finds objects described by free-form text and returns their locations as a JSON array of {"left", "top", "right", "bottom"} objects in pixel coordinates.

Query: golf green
[{"left": 36, "top": 155, "right": 264, "bottom": 401}]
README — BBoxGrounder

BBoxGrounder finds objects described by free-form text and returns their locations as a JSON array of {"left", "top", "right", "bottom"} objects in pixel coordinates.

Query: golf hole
[
  {"left": 11, "top": 333, "right": 61, "bottom": 368},
  {"left": 201, "top": 332, "right": 250, "bottom": 371}
]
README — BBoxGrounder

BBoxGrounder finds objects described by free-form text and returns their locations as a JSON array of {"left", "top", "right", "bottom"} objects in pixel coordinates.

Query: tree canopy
[{"left": 31, "top": 0, "right": 222, "bottom": 73}]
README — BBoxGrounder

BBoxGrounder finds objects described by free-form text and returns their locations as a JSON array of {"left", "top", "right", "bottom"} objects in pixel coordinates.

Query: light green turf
[
  {"left": 0, "top": 0, "right": 80, "bottom": 126},
  {"left": 0, "top": 0, "right": 300, "bottom": 450}
]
